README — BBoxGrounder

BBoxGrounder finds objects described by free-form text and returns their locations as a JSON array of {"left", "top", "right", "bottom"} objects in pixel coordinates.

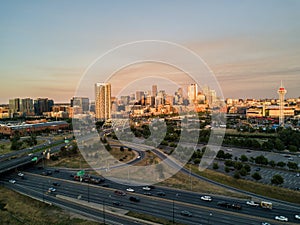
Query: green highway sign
[
  {"left": 31, "top": 156, "right": 38, "bottom": 162},
  {"left": 77, "top": 170, "right": 85, "bottom": 176}
]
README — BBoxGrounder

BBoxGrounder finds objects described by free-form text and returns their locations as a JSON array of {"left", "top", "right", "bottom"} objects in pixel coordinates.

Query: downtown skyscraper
[{"left": 95, "top": 83, "right": 111, "bottom": 120}]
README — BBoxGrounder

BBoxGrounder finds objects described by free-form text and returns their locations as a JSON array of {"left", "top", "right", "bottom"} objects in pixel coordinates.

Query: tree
[
  {"left": 277, "top": 161, "right": 286, "bottom": 167},
  {"left": 120, "top": 146, "right": 124, "bottom": 152},
  {"left": 225, "top": 166, "right": 230, "bottom": 173},
  {"left": 233, "top": 161, "right": 243, "bottom": 170},
  {"left": 287, "top": 162, "right": 298, "bottom": 170},
  {"left": 193, "top": 158, "right": 201, "bottom": 164},
  {"left": 239, "top": 155, "right": 248, "bottom": 162},
  {"left": 244, "top": 164, "right": 251, "bottom": 173},
  {"left": 233, "top": 171, "right": 240, "bottom": 179},
  {"left": 225, "top": 160, "right": 234, "bottom": 167},
  {"left": 252, "top": 172, "right": 262, "bottom": 180},
  {"left": 240, "top": 167, "right": 248, "bottom": 176},
  {"left": 268, "top": 160, "right": 276, "bottom": 168},
  {"left": 213, "top": 162, "right": 219, "bottom": 170},
  {"left": 255, "top": 155, "right": 268, "bottom": 165},
  {"left": 274, "top": 138, "right": 285, "bottom": 151},
  {"left": 271, "top": 174, "right": 284, "bottom": 185},
  {"left": 216, "top": 150, "right": 225, "bottom": 159}
]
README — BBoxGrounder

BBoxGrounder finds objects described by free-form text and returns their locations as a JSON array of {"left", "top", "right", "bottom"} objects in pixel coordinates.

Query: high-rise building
[
  {"left": 95, "top": 83, "right": 111, "bottom": 120},
  {"left": 188, "top": 84, "right": 198, "bottom": 104},
  {"left": 9, "top": 98, "right": 20, "bottom": 115},
  {"left": 20, "top": 98, "right": 34, "bottom": 116},
  {"left": 70, "top": 97, "right": 89, "bottom": 112},
  {"left": 277, "top": 81, "right": 287, "bottom": 126},
  {"left": 135, "top": 91, "right": 145, "bottom": 102},
  {"left": 152, "top": 85, "right": 157, "bottom": 97},
  {"left": 34, "top": 98, "right": 54, "bottom": 115}
]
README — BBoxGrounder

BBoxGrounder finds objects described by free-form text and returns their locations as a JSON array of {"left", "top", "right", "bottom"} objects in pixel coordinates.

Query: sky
[{"left": 0, "top": 0, "right": 300, "bottom": 103}]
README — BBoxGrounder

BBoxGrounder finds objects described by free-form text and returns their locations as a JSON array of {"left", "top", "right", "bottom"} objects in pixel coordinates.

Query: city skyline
[{"left": 1, "top": 1, "right": 300, "bottom": 103}]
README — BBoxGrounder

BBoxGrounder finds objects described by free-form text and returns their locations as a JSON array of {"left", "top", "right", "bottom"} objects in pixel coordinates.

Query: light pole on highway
[
  {"left": 87, "top": 182, "right": 90, "bottom": 203},
  {"left": 208, "top": 213, "right": 212, "bottom": 225},
  {"left": 103, "top": 199, "right": 106, "bottom": 224}
]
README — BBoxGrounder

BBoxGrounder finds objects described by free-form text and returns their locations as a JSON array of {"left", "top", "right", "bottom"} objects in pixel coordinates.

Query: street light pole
[
  {"left": 87, "top": 183, "right": 90, "bottom": 203},
  {"left": 172, "top": 199, "right": 175, "bottom": 224}
]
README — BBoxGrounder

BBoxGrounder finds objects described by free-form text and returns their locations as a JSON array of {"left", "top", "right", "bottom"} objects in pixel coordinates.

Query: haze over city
[{"left": 1, "top": 0, "right": 300, "bottom": 104}]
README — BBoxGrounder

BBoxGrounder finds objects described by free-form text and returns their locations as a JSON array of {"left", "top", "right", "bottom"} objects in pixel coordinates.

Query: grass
[
  {"left": 0, "top": 186, "right": 100, "bottom": 225},
  {"left": 126, "top": 211, "right": 185, "bottom": 225},
  {"left": 0, "top": 140, "right": 45, "bottom": 155},
  {"left": 190, "top": 165, "right": 300, "bottom": 204}
]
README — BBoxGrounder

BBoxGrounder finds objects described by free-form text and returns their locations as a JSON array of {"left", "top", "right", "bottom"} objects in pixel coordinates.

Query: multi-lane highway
[{"left": 1, "top": 168, "right": 300, "bottom": 225}]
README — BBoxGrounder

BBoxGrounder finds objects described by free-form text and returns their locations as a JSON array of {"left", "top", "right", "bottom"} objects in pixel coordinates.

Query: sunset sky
[{"left": 0, "top": 0, "right": 300, "bottom": 103}]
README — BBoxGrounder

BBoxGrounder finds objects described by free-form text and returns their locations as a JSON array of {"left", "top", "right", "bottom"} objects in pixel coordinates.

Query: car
[
  {"left": 9, "top": 179, "right": 16, "bottom": 184},
  {"left": 156, "top": 191, "right": 166, "bottom": 196},
  {"left": 52, "top": 182, "right": 60, "bottom": 186},
  {"left": 231, "top": 203, "right": 242, "bottom": 210},
  {"left": 143, "top": 192, "right": 152, "bottom": 196},
  {"left": 114, "top": 190, "right": 126, "bottom": 196},
  {"left": 255, "top": 167, "right": 261, "bottom": 171},
  {"left": 275, "top": 216, "right": 288, "bottom": 222},
  {"left": 261, "top": 223, "right": 271, "bottom": 225},
  {"left": 296, "top": 173, "right": 300, "bottom": 177},
  {"left": 126, "top": 188, "right": 135, "bottom": 192},
  {"left": 129, "top": 196, "right": 140, "bottom": 202},
  {"left": 18, "top": 172, "right": 24, "bottom": 177},
  {"left": 217, "top": 201, "right": 230, "bottom": 207},
  {"left": 112, "top": 201, "right": 122, "bottom": 206},
  {"left": 226, "top": 148, "right": 232, "bottom": 152},
  {"left": 180, "top": 210, "right": 192, "bottom": 217},
  {"left": 142, "top": 186, "right": 151, "bottom": 191},
  {"left": 137, "top": 156, "right": 141, "bottom": 159},
  {"left": 295, "top": 214, "right": 300, "bottom": 220},
  {"left": 48, "top": 187, "right": 56, "bottom": 192},
  {"left": 101, "top": 184, "right": 109, "bottom": 187},
  {"left": 201, "top": 195, "right": 212, "bottom": 202},
  {"left": 246, "top": 200, "right": 259, "bottom": 207},
  {"left": 54, "top": 169, "right": 60, "bottom": 173}
]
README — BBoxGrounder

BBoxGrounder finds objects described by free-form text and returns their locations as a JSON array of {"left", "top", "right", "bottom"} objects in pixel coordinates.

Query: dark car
[
  {"left": 112, "top": 201, "right": 122, "bottom": 206},
  {"left": 156, "top": 191, "right": 166, "bottom": 196},
  {"left": 217, "top": 201, "right": 231, "bottom": 208},
  {"left": 180, "top": 210, "right": 192, "bottom": 217},
  {"left": 129, "top": 196, "right": 140, "bottom": 202},
  {"left": 231, "top": 203, "right": 242, "bottom": 210},
  {"left": 52, "top": 182, "right": 60, "bottom": 186}
]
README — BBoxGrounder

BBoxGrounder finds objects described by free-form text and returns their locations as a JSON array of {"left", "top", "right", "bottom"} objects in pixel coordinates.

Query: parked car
[
  {"left": 200, "top": 195, "right": 212, "bottom": 202},
  {"left": 180, "top": 210, "right": 192, "bottom": 217},
  {"left": 274, "top": 216, "right": 288, "bottom": 222}
]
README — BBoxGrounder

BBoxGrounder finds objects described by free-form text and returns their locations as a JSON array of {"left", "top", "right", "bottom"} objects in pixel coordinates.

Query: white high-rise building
[
  {"left": 188, "top": 84, "right": 198, "bottom": 105},
  {"left": 95, "top": 83, "right": 111, "bottom": 120}
]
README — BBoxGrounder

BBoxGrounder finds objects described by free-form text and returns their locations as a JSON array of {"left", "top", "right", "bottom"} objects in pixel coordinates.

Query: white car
[
  {"left": 142, "top": 186, "right": 151, "bottom": 191},
  {"left": 200, "top": 196, "right": 212, "bottom": 202},
  {"left": 9, "top": 179, "right": 16, "bottom": 184},
  {"left": 246, "top": 200, "right": 259, "bottom": 207},
  {"left": 126, "top": 188, "right": 135, "bottom": 192},
  {"left": 18, "top": 172, "right": 24, "bottom": 177},
  {"left": 261, "top": 223, "right": 270, "bottom": 225},
  {"left": 275, "top": 216, "right": 288, "bottom": 222},
  {"left": 295, "top": 214, "right": 300, "bottom": 220},
  {"left": 48, "top": 187, "right": 56, "bottom": 192}
]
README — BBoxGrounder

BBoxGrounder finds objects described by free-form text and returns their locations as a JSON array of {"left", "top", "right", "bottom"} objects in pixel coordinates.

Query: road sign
[
  {"left": 77, "top": 170, "right": 85, "bottom": 177},
  {"left": 31, "top": 157, "right": 38, "bottom": 162}
]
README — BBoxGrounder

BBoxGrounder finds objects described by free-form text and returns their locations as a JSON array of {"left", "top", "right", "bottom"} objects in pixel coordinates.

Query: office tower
[
  {"left": 20, "top": 98, "right": 34, "bottom": 116},
  {"left": 70, "top": 97, "right": 89, "bottom": 112},
  {"left": 9, "top": 98, "right": 20, "bottom": 115},
  {"left": 135, "top": 91, "right": 145, "bottom": 102},
  {"left": 95, "top": 83, "right": 111, "bottom": 120},
  {"left": 152, "top": 85, "right": 157, "bottom": 97},
  {"left": 188, "top": 84, "right": 198, "bottom": 104},
  {"left": 34, "top": 98, "right": 54, "bottom": 115},
  {"left": 277, "top": 81, "right": 287, "bottom": 126}
]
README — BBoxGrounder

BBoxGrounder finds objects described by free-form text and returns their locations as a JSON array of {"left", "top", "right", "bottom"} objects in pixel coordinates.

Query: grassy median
[{"left": 0, "top": 186, "right": 100, "bottom": 225}]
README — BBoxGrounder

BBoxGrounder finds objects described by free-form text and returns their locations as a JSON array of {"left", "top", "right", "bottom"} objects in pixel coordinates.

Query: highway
[{"left": 1, "top": 169, "right": 300, "bottom": 225}]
